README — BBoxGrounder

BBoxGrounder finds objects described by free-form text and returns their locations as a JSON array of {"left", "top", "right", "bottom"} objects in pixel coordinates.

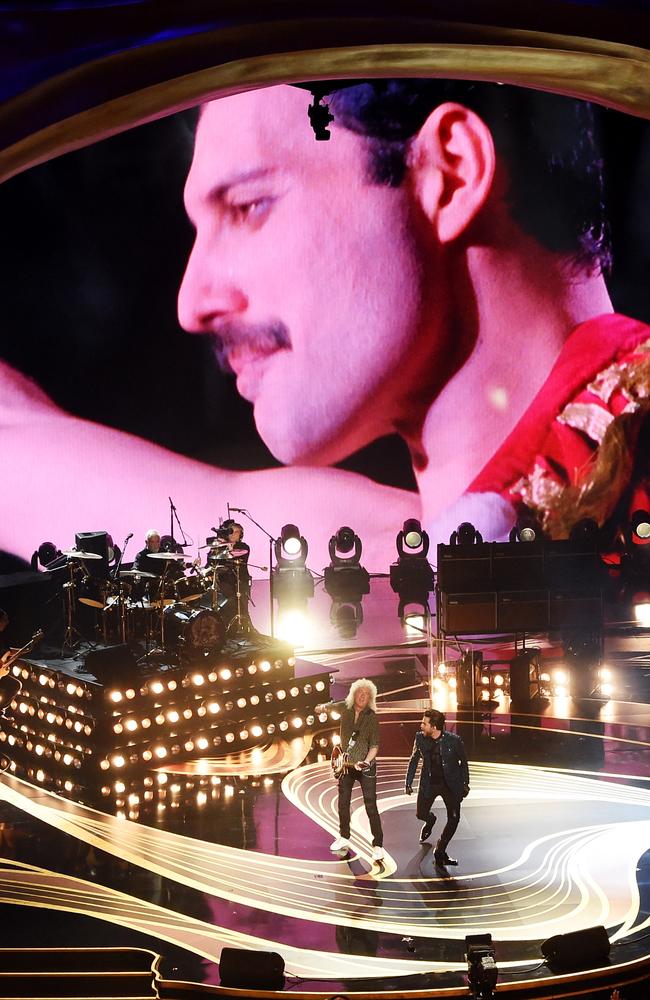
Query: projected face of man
[{"left": 179, "top": 85, "right": 460, "bottom": 466}]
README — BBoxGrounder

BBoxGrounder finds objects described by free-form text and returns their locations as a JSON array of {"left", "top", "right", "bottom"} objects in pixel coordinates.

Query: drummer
[
  {"left": 215, "top": 521, "right": 252, "bottom": 630},
  {"left": 133, "top": 529, "right": 165, "bottom": 576}
]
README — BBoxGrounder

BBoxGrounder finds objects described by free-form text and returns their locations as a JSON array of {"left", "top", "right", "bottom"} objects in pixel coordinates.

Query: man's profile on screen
[{"left": 178, "top": 80, "right": 649, "bottom": 543}]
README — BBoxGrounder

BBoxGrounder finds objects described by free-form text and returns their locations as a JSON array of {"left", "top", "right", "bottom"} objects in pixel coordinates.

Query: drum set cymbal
[
  {"left": 147, "top": 551, "right": 187, "bottom": 560},
  {"left": 61, "top": 549, "right": 103, "bottom": 560},
  {"left": 119, "top": 569, "right": 158, "bottom": 579}
]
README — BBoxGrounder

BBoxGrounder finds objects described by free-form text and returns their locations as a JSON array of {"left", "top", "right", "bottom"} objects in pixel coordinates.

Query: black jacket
[{"left": 406, "top": 730, "right": 469, "bottom": 801}]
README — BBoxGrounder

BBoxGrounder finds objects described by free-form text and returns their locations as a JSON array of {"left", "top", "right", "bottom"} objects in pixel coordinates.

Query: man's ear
[{"left": 408, "top": 102, "right": 496, "bottom": 243}]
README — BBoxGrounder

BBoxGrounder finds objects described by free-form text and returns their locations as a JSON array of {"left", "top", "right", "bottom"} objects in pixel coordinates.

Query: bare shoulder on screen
[{"left": 0, "top": 360, "right": 59, "bottom": 421}]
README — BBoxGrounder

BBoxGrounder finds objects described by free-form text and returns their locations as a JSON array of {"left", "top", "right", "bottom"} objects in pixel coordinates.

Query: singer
[{"left": 329, "top": 678, "right": 384, "bottom": 863}]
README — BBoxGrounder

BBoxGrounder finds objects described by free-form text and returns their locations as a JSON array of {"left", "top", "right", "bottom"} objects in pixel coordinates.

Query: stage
[{"left": 1, "top": 657, "right": 650, "bottom": 997}]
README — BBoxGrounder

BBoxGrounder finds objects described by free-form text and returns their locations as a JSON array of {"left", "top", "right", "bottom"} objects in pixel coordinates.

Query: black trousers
[
  {"left": 338, "top": 769, "right": 383, "bottom": 847},
  {"left": 416, "top": 782, "right": 461, "bottom": 851}
]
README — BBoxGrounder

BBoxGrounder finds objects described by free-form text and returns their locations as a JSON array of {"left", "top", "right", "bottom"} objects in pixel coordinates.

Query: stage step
[{"left": 0, "top": 947, "right": 160, "bottom": 999}]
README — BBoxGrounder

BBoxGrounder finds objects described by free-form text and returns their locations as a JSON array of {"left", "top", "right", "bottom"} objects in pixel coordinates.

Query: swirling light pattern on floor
[{"left": 1, "top": 756, "right": 650, "bottom": 978}]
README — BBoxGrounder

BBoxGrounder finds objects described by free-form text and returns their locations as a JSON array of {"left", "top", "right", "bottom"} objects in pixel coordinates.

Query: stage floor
[{"left": 2, "top": 693, "right": 650, "bottom": 996}]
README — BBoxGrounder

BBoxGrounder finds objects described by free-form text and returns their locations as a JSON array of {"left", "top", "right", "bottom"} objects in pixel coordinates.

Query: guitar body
[
  {"left": 331, "top": 745, "right": 349, "bottom": 781},
  {"left": 331, "top": 745, "right": 370, "bottom": 780}
]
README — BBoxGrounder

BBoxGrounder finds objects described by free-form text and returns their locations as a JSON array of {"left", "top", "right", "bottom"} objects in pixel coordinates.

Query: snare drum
[
  {"left": 163, "top": 603, "right": 224, "bottom": 652},
  {"left": 175, "top": 574, "right": 203, "bottom": 603}
]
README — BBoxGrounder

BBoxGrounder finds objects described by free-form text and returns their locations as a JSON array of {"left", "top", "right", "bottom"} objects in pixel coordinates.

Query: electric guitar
[
  {"left": 0, "top": 629, "right": 45, "bottom": 678},
  {"left": 331, "top": 745, "right": 370, "bottom": 780}
]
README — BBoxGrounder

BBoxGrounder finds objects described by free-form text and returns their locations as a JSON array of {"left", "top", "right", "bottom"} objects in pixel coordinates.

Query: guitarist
[
  {"left": 0, "top": 609, "right": 22, "bottom": 715},
  {"left": 329, "top": 678, "right": 384, "bottom": 863}
]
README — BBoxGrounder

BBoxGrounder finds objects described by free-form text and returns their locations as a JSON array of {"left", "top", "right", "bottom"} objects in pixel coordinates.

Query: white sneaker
[
  {"left": 372, "top": 846, "right": 385, "bottom": 863},
  {"left": 330, "top": 837, "right": 350, "bottom": 853}
]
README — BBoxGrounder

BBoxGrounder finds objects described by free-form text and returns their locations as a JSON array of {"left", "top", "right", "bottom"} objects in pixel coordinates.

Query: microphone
[
  {"left": 125, "top": 533, "right": 133, "bottom": 541},
  {"left": 210, "top": 527, "right": 219, "bottom": 534},
  {"left": 229, "top": 507, "right": 246, "bottom": 513}
]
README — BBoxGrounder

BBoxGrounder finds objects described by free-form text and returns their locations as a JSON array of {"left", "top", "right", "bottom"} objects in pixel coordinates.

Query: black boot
[
  {"left": 419, "top": 816, "right": 436, "bottom": 843},
  {"left": 434, "top": 844, "right": 458, "bottom": 866}
]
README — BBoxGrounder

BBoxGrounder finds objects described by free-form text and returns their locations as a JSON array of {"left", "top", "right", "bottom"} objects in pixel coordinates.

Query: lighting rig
[
  {"left": 0, "top": 646, "right": 331, "bottom": 801},
  {"left": 390, "top": 519, "right": 435, "bottom": 619},
  {"left": 324, "top": 526, "right": 370, "bottom": 639}
]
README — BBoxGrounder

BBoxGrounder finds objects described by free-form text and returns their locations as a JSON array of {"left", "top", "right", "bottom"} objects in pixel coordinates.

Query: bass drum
[{"left": 163, "top": 603, "right": 224, "bottom": 652}]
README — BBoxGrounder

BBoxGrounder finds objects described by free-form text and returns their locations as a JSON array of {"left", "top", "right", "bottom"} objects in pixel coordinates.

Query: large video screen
[{"left": 1, "top": 80, "right": 648, "bottom": 574}]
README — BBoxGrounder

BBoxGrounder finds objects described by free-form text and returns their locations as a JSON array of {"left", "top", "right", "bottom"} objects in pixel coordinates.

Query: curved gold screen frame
[{"left": 0, "top": 22, "right": 649, "bottom": 184}]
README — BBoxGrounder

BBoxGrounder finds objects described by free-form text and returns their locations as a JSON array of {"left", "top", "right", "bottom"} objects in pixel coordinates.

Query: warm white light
[
  {"left": 251, "top": 725, "right": 263, "bottom": 737},
  {"left": 219, "top": 668, "right": 232, "bottom": 681},
  {"left": 167, "top": 710, "right": 180, "bottom": 724},
  {"left": 112, "top": 754, "right": 125, "bottom": 768},
  {"left": 279, "top": 720, "right": 289, "bottom": 732},
  {"left": 207, "top": 701, "right": 220, "bottom": 714},
  {"left": 250, "top": 695, "right": 260, "bottom": 706},
  {"left": 224, "top": 785, "right": 234, "bottom": 799},
  {"left": 635, "top": 602, "right": 650, "bottom": 628},
  {"left": 141, "top": 718, "right": 151, "bottom": 728},
  {"left": 197, "top": 737, "right": 209, "bottom": 750},
  {"left": 154, "top": 745, "right": 167, "bottom": 759},
  {"left": 481, "top": 675, "right": 490, "bottom": 686},
  {"left": 109, "top": 690, "right": 122, "bottom": 703},
  {"left": 292, "top": 717, "right": 303, "bottom": 729},
  {"left": 259, "top": 660, "right": 271, "bottom": 672},
  {"left": 332, "top": 733, "right": 341, "bottom": 746},
  {"left": 553, "top": 669, "right": 568, "bottom": 685},
  {"left": 225, "top": 732, "right": 235, "bottom": 743},
  {"left": 601, "top": 682, "right": 613, "bottom": 697},
  {"left": 125, "top": 689, "right": 136, "bottom": 700},
  {"left": 197, "top": 790, "right": 207, "bottom": 806},
  {"left": 403, "top": 613, "right": 426, "bottom": 637},
  {"left": 276, "top": 689, "right": 286, "bottom": 700},
  {"left": 599, "top": 667, "right": 612, "bottom": 681},
  {"left": 150, "top": 681, "right": 164, "bottom": 695},
  {"left": 438, "top": 662, "right": 447, "bottom": 675},
  {"left": 192, "top": 673, "right": 204, "bottom": 686},
  {"left": 290, "top": 686, "right": 299, "bottom": 697},
  {"left": 237, "top": 697, "right": 247, "bottom": 708},
  {"left": 239, "top": 730, "right": 248, "bottom": 740},
  {"left": 125, "top": 719, "right": 138, "bottom": 731},
  {"left": 494, "top": 674, "right": 504, "bottom": 687},
  {"left": 275, "top": 609, "right": 313, "bottom": 649}
]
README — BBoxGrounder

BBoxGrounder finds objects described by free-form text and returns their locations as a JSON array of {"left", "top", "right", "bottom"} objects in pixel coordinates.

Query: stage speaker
[
  {"left": 75, "top": 531, "right": 109, "bottom": 577},
  {"left": 219, "top": 947, "right": 285, "bottom": 990},
  {"left": 457, "top": 650, "right": 483, "bottom": 707},
  {"left": 437, "top": 543, "right": 492, "bottom": 593},
  {"left": 509, "top": 650, "right": 542, "bottom": 706},
  {"left": 440, "top": 593, "right": 497, "bottom": 634},
  {"left": 550, "top": 590, "right": 603, "bottom": 629},
  {"left": 541, "top": 925, "right": 610, "bottom": 970},
  {"left": 84, "top": 643, "right": 137, "bottom": 683},
  {"left": 497, "top": 590, "right": 550, "bottom": 631}
]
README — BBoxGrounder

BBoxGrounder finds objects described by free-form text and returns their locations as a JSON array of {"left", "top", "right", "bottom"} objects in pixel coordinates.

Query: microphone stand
[
  {"left": 228, "top": 505, "right": 276, "bottom": 637},
  {"left": 113, "top": 533, "right": 132, "bottom": 644},
  {"left": 169, "top": 497, "right": 191, "bottom": 549}
]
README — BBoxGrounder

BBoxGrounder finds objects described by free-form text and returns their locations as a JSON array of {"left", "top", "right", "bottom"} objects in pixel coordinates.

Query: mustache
[{"left": 209, "top": 320, "right": 291, "bottom": 374}]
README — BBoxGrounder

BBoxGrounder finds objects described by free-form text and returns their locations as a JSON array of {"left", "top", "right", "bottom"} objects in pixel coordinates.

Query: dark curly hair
[{"left": 326, "top": 80, "right": 611, "bottom": 274}]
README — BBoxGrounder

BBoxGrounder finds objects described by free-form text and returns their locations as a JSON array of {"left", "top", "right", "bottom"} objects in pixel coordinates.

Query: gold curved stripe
[{"left": 0, "top": 32, "right": 648, "bottom": 184}]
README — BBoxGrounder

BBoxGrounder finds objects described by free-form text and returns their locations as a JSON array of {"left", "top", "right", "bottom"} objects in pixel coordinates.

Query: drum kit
[{"left": 59, "top": 541, "right": 251, "bottom": 659}]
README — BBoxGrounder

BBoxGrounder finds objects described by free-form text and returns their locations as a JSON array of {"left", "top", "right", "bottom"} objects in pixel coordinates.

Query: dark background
[{"left": 0, "top": 96, "right": 648, "bottom": 492}]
